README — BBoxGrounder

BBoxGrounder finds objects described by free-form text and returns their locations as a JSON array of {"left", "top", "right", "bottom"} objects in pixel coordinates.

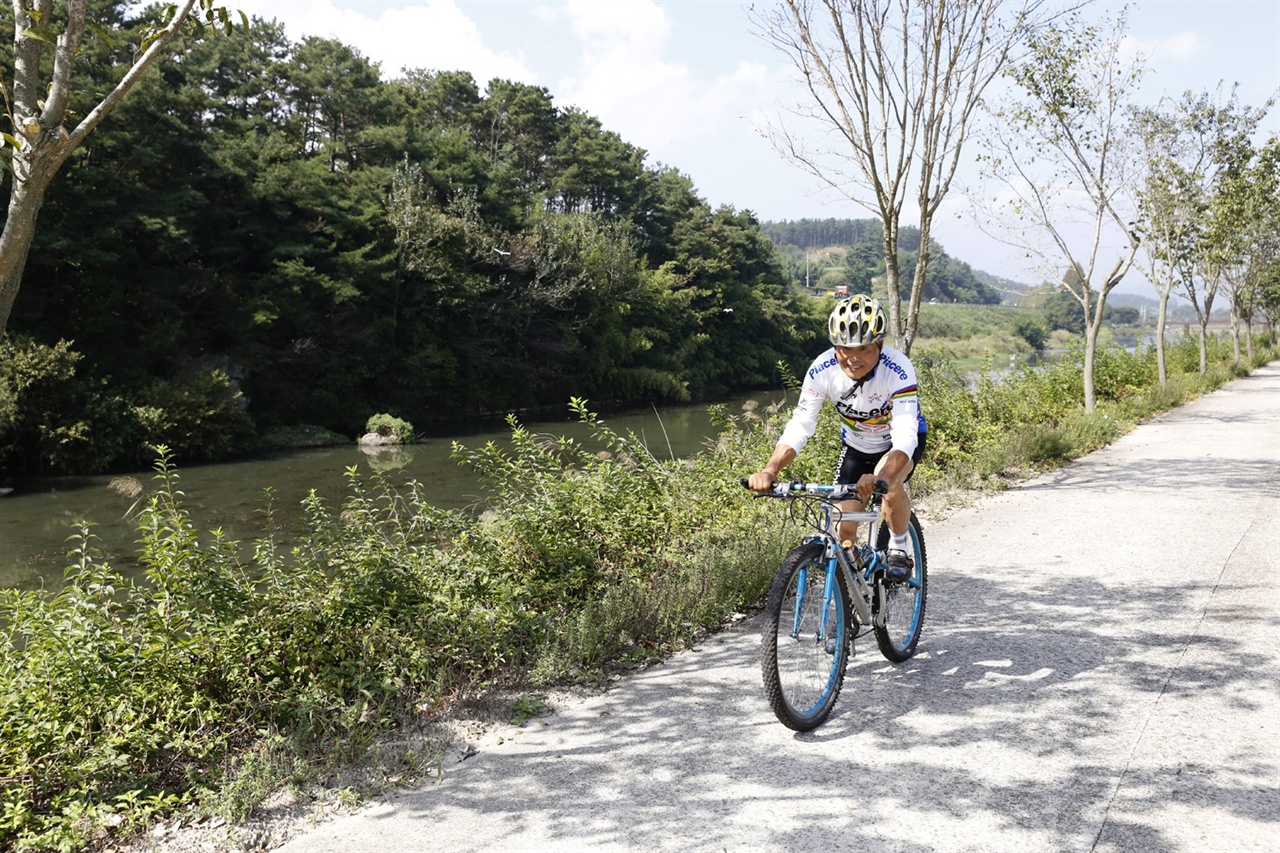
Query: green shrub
[
  {"left": 0, "top": 339, "right": 256, "bottom": 474},
  {"left": 365, "top": 413, "right": 415, "bottom": 443},
  {"left": 133, "top": 368, "right": 256, "bottom": 463}
]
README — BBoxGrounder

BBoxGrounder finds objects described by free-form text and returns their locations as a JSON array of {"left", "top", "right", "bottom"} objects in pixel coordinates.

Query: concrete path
[{"left": 276, "top": 364, "right": 1280, "bottom": 853}]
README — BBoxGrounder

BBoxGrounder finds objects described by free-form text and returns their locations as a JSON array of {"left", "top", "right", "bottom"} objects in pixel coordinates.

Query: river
[{"left": 0, "top": 393, "right": 781, "bottom": 591}]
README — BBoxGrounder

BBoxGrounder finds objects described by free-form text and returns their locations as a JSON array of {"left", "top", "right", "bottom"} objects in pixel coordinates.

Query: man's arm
[
  {"left": 749, "top": 444, "right": 797, "bottom": 492},
  {"left": 856, "top": 448, "right": 910, "bottom": 500}
]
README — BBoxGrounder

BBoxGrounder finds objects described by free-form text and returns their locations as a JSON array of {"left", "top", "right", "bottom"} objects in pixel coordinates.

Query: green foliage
[
  {"left": 0, "top": 403, "right": 790, "bottom": 847},
  {"left": 0, "top": 339, "right": 253, "bottom": 473},
  {"left": 8, "top": 15, "right": 809, "bottom": 472},
  {"left": 1043, "top": 289, "right": 1087, "bottom": 334},
  {"left": 365, "top": 413, "right": 415, "bottom": 442},
  {"left": 1012, "top": 317, "right": 1047, "bottom": 351},
  {"left": 764, "top": 219, "right": 1001, "bottom": 304}
]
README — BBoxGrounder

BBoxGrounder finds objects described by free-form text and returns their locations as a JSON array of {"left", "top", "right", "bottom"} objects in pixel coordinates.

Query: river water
[{"left": 0, "top": 393, "right": 782, "bottom": 591}]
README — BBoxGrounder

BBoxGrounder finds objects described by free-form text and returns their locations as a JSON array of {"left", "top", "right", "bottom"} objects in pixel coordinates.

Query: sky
[{"left": 228, "top": 0, "right": 1280, "bottom": 293}]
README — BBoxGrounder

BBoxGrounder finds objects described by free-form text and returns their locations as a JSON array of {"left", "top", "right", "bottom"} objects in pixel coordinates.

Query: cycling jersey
[{"left": 778, "top": 345, "right": 927, "bottom": 457}]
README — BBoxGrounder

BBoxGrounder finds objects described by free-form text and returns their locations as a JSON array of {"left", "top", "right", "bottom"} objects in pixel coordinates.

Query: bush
[
  {"left": 133, "top": 368, "right": 256, "bottom": 463},
  {"left": 1, "top": 405, "right": 787, "bottom": 849},
  {"left": 0, "top": 338, "right": 256, "bottom": 474},
  {"left": 1012, "top": 317, "right": 1047, "bottom": 352},
  {"left": 365, "top": 413, "right": 415, "bottom": 443}
]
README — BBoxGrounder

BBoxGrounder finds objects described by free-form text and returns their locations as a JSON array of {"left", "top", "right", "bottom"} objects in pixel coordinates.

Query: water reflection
[{"left": 1, "top": 393, "right": 782, "bottom": 591}]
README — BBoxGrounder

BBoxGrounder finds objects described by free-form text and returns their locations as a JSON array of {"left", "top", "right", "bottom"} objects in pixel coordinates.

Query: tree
[
  {"left": 1012, "top": 316, "right": 1046, "bottom": 351},
  {"left": 974, "top": 11, "right": 1143, "bottom": 411},
  {"left": 752, "top": 0, "right": 1054, "bottom": 353},
  {"left": 1133, "top": 102, "right": 1194, "bottom": 386},
  {"left": 1158, "top": 87, "right": 1271, "bottom": 373},
  {"left": 0, "top": 0, "right": 244, "bottom": 336},
  {"left": 1258, "top": 261, "right": 1280, "bottom": 345},
  {"left": 1218, "top": 134, "right": 1279, "bottom": 363},
  {"left": 1042, "top": 287, "right": 1086, "bottom": 335}
]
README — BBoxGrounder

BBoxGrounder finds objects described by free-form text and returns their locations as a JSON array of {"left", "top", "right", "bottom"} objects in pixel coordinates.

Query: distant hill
[
  {"left": 972, "top": 270, "right": 1033, "bottom": 305},
  {"left": 762, "top": 217, "right": 1005, "bottom": 305}
]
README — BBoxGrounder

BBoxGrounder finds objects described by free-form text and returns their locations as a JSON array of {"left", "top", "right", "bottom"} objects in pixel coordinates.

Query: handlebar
[{"left": 739, "top": 478, "right": 888, "bottom": 499}]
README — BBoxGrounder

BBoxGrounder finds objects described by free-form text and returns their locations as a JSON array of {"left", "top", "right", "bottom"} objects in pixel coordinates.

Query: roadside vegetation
[{"left": 1, "top": 331, "right": 1274, "bottom": 852}]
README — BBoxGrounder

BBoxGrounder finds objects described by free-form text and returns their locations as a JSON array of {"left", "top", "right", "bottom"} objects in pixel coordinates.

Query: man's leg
[{"left": 876, "top": 454, "right": 915, "bottom": 537}]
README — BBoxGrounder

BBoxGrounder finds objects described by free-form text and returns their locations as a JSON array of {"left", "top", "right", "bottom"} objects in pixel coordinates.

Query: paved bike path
[{"left": 276, "top": 363, "right": 1280, "bottom": 853}]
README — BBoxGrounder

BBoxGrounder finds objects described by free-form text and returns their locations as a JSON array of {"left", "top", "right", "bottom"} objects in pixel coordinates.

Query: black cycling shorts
[{"left": 832, "top": 432, "right": 927, "bottom": 488}]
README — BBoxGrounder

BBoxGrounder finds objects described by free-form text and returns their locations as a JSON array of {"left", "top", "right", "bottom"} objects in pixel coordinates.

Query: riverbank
[
  {"left": 4, "top": 341, "right": 1274, "bottom": 853},
  {"left": 118, "top": 359, "right": 1280, "bottom": 853}
]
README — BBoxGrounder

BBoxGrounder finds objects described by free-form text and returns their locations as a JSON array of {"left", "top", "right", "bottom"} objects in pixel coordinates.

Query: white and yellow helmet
[{"left": 828, "top": 294, "right": 887, "bottom": 346}]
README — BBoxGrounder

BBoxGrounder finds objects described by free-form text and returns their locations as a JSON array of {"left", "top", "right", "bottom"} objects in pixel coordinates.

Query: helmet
[{"left": 828, "top": 294, "right": 887, "bottom": 346}]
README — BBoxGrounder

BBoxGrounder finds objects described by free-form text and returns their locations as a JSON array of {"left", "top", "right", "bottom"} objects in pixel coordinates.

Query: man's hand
[
  {"left": 855, "top": 473, "right": 879, "bottom": 502},
  {"left": 751, "top": 444, "right": 796, "bottom": 494}
]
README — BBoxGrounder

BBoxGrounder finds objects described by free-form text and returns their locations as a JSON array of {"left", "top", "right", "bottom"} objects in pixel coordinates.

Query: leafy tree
[
  {"left": 1108, "top": 305, "right": 1140, "bottom": 326},
  {"left": 2, "top": 16, "right": 819, "bottom": 471},
  {"left": 1042, "top": 288, "right": 1086, "bottom": 335},
  {"left": 1258, "top": 261, "right": 1280, "bottom": 345},
  {"left": 975, "top": 10, "right": 1144, "bottom": 411},
  {"left": 1012, "top": 316, "right": 1047, "bottom": 351},
  {"left": 1133, "top": 100, "right": 1198, "bottom": 386},
  {"left": 1151, "top": 86, "right": 1272, "bottom": 373},
  {"left": 0, "top": 0, "right": 245, "bottom": 335},
  {"left": 1218, "top": 134, "right": 1279, "bottom": 362},
  {"left": 548, "top": 108, "right": 646, "bottom": 216}
]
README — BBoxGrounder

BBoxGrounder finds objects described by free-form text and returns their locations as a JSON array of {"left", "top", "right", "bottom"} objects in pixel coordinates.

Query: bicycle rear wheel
[
  {"left": 874, "top": 512, "right": 928, "bottom": 662},
  {"left": 760, "top": 542, "right": 852, "bottom": 731}
]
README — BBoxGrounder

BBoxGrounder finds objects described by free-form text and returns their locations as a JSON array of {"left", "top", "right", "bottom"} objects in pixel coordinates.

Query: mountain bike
[{"left": 742, "top": 479, "right": 928, "bottom": 731}]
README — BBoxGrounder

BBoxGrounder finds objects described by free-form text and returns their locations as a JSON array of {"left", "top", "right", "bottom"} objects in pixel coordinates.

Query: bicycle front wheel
[
  {"left": 874, "top": 512, "right": 928, "bottom": 662},
  {"left": 760, "top": 542, "right": 852, "bottom": 731}
]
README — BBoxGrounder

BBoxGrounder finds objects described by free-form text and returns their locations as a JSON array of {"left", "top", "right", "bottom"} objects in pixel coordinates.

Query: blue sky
[{"left": 231, "top": 0, "right": 1280, "bottom": 291}]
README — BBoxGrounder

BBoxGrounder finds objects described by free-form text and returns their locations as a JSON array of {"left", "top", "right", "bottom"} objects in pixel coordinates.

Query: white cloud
[
  {"left": 234, "top": 0, "right": 534, "bottom": 84},
  {"left": 1156, "top": 31, "right": 1206, "bottom": 63},
  {"left": 548, "top": 1, "right": 687, "bottom": 133}
]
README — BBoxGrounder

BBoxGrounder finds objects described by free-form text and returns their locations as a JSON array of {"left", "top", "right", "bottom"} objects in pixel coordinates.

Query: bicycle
[{"left": 742, "top": 478, "right": 928, "bottom": 731}]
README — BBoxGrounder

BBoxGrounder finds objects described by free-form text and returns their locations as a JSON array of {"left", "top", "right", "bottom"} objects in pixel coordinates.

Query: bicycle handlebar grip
[
  {"left": 740, "top": 477, "right": 773, "bottom": 492},
  {"left": 873, "top": 479, "right": 890, "bottom": 495}
]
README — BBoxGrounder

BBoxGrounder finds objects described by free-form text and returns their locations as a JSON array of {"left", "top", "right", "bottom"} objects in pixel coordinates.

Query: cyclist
[{"left": 748, "top": 294, "right": 927, "bottom": 581}]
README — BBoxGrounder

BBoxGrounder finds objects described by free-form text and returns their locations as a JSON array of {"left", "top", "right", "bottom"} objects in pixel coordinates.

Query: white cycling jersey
[{"left": 778, "top": 345, "right": 927, "bottom": 457}]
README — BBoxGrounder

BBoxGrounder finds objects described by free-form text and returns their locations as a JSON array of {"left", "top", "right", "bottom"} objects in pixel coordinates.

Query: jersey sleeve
[
  {"left": 777, "top": 377, "right": 826, "bottom": 454},
  {"left": 887, "top": 360, "right": 922, "bottom": 457}
]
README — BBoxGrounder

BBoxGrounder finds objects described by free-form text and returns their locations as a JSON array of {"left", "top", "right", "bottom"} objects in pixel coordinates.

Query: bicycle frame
[
  {"left": 768, "top": 481, "right": 899, "bottom": 636},
  {"left": 802, "top": 500, "right": 883, "bottom": 634}
]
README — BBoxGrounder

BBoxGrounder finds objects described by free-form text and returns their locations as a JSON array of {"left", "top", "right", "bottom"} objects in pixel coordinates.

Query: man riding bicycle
[{"left": 748, "top": 294, "right": 927, "bottom": 582}]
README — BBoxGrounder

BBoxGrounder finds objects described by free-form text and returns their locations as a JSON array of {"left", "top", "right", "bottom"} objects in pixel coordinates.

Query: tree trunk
[
  {"left": 1156, "top": 289, "right": 1169, "bottom": 387},
  {"left": 0, "top": 0, "right": 205, "bottom": 338},
  {"left": 1197, "top": 321, "right": 1209, "bottom": 374},
  {"left": 0, "top": 162, "right": 58, "bottom": 333},
  {"left": 1082, "top": 324, "right": 1097, "bottom": 412},
  {"left": 881, "top": 221, "right": 904, "bottom": 346},
  {"left": 903, "top": 216, "right": 934, "bottom": 355},
  {"left": 1229, "top": 305, "right": 1241, "bottom": 363}
]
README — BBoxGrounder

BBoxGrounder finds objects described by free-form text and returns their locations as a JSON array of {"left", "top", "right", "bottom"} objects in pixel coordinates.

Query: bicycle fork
[{"left": 790, "top": 546, "right": 882, "bottom": 647}]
